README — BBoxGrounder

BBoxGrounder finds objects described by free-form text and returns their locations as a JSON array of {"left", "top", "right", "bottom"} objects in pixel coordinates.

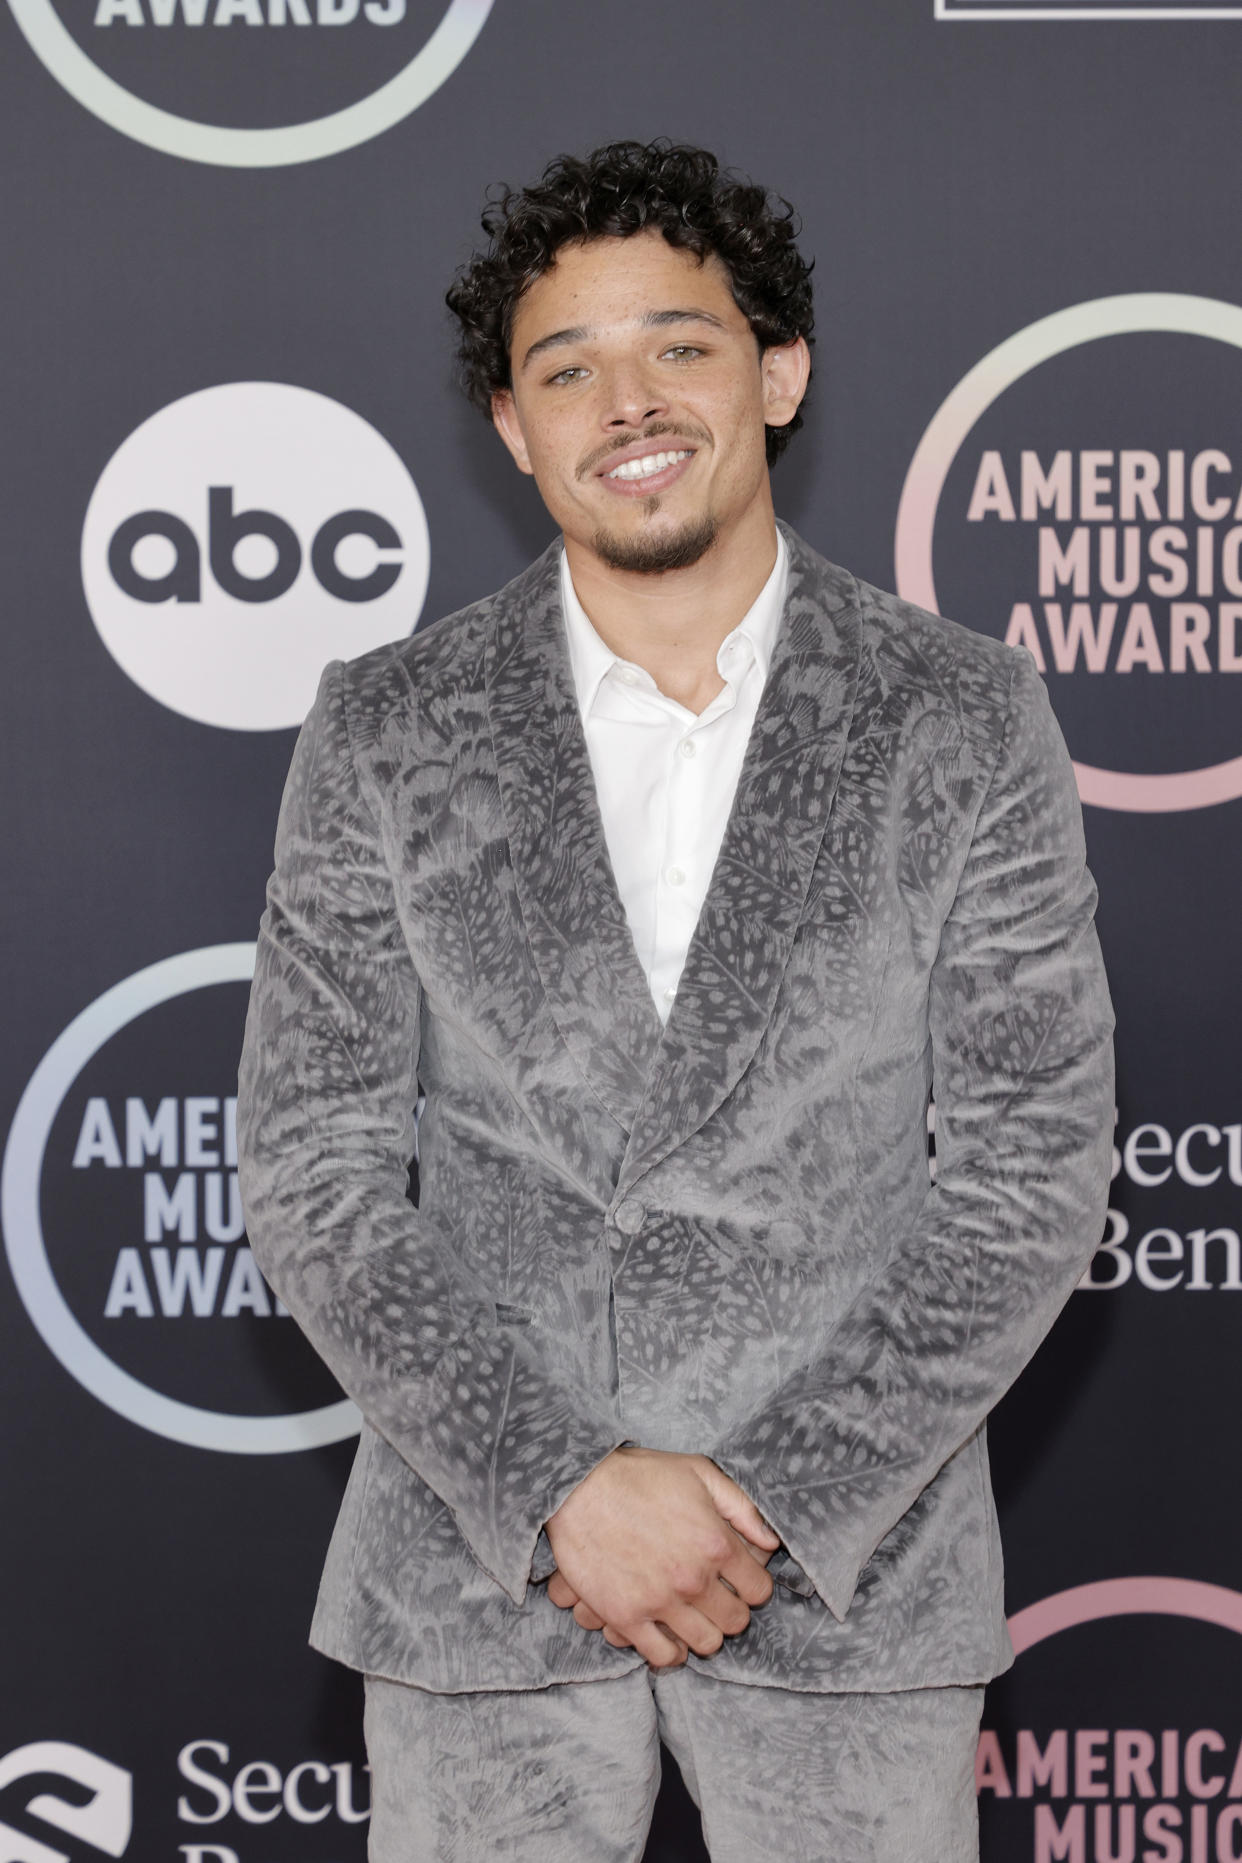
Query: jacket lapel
[
  {"left": 618, "top": 526, "right": 862, "bottom": 1192},
  {"left": 485, "top": 542, "right": 663, "bottom": 1133}
]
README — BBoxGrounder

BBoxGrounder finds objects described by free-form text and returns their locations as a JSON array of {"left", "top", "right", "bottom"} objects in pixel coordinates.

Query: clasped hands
[{"left": 543, "top": 1446, "right": 779, "bottom": 1669}]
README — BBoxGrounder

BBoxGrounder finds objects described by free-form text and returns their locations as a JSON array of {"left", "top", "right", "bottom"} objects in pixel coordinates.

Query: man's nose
[{"left": 601, "top": 362, "right": 668, "bottom": 430}]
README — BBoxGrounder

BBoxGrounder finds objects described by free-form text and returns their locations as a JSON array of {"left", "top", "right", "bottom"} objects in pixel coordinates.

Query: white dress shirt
[{"left": 559, "top": 532, "right": 788, "bottom": 1024}]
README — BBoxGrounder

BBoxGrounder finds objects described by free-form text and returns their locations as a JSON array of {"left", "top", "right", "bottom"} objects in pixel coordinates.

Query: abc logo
[
  {"left": 108, "top": 490, "right": 403, "bottom": 608},
  {"left": 81, "top": 382, "right": 429, "bottom": 731}
]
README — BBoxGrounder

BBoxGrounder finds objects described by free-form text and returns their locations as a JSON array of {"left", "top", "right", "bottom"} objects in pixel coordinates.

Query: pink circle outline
[
  {"left": 893, "top": 292, "right": 1242, "bottom": 813},
  {"left": 1009, "top": 1575, "right": 1242, "bottom": 1658}
]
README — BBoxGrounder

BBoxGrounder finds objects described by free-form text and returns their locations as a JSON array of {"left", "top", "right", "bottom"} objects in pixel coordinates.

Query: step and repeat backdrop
[{"left": 1, "top": 3, "right": 1238, "bottom": 1859}]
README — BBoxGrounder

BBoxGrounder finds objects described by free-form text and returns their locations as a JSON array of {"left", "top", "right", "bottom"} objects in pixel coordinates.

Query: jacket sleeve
[
  {"left": 236, "top": 660, "right": 624, "bottom": 1606},
  {"left": 709, "top": 649, "right": 1115, "bottom": 1622}
]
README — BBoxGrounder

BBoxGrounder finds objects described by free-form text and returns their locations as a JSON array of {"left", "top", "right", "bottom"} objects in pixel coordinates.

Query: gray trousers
[{"left": 363, "top": 1668, "right": 984, "bottom": 1862}]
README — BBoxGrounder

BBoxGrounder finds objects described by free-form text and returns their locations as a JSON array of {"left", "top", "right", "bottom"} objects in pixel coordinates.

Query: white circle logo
[
  {"left": 6, "top": 0, "right": 494, "bottom": 168},
  {"left": 81, "top": 382, "right": 428, "bottom": 732},
  {"left": 895, "top": 294, "right": 1242, "bottom": 813},
  {"left": 1, "top": 945, "right": 360, "bottom": 1453}
]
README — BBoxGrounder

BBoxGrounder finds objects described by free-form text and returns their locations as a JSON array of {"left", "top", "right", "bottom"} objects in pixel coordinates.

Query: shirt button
[
  {"left": 613, "top": 1199, "right": 645, "bottom": 1236},
  {"left": 616, "top": 667, "right": 640, "bottom": 687},
  {"left": 665, "top": 866, "right": 686, "bottom": 887},
  {"left": 663, "top": 987, "right": 677, "bottom": 1003},
  {"left": 678, "top": 740, "right": 697, "bottom": 760}
]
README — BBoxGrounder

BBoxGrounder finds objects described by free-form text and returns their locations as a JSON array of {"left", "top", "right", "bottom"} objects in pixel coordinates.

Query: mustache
[{"left": 577, "top": 422, "right": 709, "bottom": 481}]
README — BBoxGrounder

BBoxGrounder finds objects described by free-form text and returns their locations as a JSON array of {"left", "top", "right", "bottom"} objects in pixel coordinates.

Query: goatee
[{"left": 589, "top": 512, "right": 719, "bottom": 575}]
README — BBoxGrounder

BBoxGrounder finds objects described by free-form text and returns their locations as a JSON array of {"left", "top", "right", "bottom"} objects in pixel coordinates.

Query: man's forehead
[{"left": 509, "top": 235, "right": 739, "bottom": 359}]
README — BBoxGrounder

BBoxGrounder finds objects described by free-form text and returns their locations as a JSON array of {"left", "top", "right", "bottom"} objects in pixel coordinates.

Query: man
[{"left": 237, "top": 141, "right": 1114, "bottom": 1862}]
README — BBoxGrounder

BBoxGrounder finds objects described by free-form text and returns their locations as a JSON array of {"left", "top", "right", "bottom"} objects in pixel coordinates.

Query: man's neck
[{"left": 562, "top": 504, "right": 781, "bottom": 716}]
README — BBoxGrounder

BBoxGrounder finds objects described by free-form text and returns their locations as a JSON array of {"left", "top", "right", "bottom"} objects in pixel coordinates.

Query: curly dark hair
[{"left": 446, "top": 140, "right": 814, "bottom": 467}]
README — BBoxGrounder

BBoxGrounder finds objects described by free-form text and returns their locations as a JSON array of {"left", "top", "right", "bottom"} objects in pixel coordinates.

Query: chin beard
[{"left": 589, "top": 511, "right": 719, "bottom": 574}]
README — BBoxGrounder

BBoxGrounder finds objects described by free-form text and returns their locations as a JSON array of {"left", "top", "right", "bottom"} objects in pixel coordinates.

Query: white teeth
[{"left": 606, "top": 449, "right": 691, "bottom": 481}]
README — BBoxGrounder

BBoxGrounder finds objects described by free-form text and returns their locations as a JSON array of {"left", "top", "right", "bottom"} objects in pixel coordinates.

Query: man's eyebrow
[
  {"left": 520, "top": 325, "right": 589, "bottom": 370},
  {"left": 519, "top": 308, "right": 728, "bottom": 372},
  {"left": 643, "top": 308, "right": 727, "bottom": 332}
]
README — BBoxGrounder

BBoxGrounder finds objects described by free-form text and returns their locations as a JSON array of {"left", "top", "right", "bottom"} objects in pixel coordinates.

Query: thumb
[{"left": 695, "top": 1459, "right": 780, "bottom": 1550}]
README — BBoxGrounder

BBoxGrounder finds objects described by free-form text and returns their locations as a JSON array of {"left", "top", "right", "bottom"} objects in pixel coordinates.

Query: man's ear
[
  {"left": 760, "top": 337, "right": 812, "bottom": 434},
  {"left": 491, "top": 390, "right": 535, "bottom": 476}
]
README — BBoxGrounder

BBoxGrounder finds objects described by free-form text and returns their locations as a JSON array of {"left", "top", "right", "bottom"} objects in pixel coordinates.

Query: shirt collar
[{"left": 559, "top": 529, "right": 788, "bottom": 723}]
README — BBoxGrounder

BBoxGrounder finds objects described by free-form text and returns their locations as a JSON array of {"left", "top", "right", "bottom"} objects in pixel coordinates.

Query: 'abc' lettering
[{"left": 107, "top": 488, "right": 403, "bottom": 604}]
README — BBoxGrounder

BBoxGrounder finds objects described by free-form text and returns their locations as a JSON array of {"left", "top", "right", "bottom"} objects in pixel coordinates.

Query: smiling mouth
[{"left": 603, "top": 448, "right": 694, "bottom": 483}]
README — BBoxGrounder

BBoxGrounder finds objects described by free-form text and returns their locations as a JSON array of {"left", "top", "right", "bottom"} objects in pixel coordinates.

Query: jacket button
[{"left": 612, "top": 1198, "right": 645, "bottom": 1236}]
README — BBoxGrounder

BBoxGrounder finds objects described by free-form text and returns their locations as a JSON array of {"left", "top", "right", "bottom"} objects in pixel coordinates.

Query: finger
[
  {"left": 709, "top": 1579, "right": 753, "bottom": 1637},
  {"left": 642, "top": 1631, "right": 689, "bottom": 1669},
  {"left": 661, "top": 1602, "right": 731, "bottom": 1658},
  {"left": 689, "top": 1581, "right": 750, "bottom": 1639},
  {"left": 720, "top": 1537, "right": 776, "bottom": 1609},
  {"left": 616, "top": 1622, "right": 686, "bottom": 1668},
  {"left": 546, "top": 1571, "right": 580, "bottom": 1609},
  {"left": 603, "top": 1626, "right": 634, "bottom": 1649},
  {"left": 652, "top": 1625, "right": 690, "bottom": 1667},
  {"left": 572, "top": 1601, "right": 606, "bottom": 1631},
  {"left": 695, "top": 1461, "right": 781, "bottom": 1551}
]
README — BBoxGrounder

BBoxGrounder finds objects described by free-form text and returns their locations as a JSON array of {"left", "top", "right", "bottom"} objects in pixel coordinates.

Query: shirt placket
[{"left": 650, "top": 661, "right": 743, "bottom": 1014}]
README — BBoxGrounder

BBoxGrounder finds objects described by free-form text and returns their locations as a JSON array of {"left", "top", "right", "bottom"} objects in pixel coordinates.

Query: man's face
[{"left": 491, "top": 230, "right": 807, "bottom": 574}]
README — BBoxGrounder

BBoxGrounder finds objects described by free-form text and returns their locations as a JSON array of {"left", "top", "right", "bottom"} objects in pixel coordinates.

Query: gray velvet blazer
[{"left": 237, "top": 523, "right": 1114, "bottom": 1696}]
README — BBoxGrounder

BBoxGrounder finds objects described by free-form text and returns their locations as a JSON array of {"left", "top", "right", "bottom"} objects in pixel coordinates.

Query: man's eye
[
  {"left": 662, "top": 345, "right": 702, "bottom": 361},
  {"left": 548, "top": 366, "right": 586, "bottom": 385}
]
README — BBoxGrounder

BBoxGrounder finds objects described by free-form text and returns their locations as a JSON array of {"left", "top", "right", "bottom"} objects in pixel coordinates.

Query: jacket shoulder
[
  {"left": 332, "top": 543, "right": 558, "bottom": 755},
  {"left": 787, "top": 529, "right": 1024, "bottom": 751},
  {"left": 861, "top": 575, "right": 1023, "bottom": 739},
  {"left": 336, "top": 594, "right": 489, "bottom": 729}
]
